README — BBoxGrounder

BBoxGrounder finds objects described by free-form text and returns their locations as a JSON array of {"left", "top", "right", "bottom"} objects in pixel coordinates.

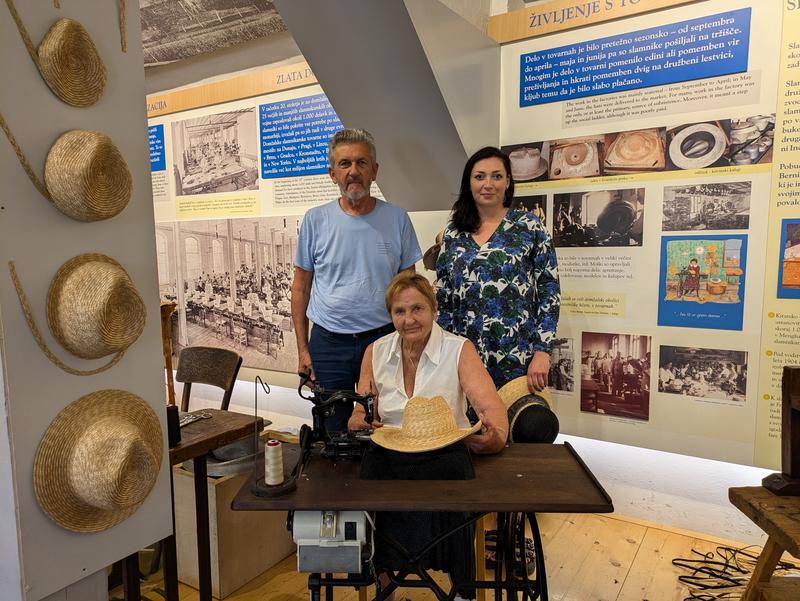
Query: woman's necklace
[{"left": 402, "top": 342, "right": 421, "bottom": 372}]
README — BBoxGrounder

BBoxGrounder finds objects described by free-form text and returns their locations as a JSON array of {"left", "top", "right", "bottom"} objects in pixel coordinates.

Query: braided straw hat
[
  {"left": 371, "top": 396, "right": 481, "bottom": 453},
  {"left": 5, "top": 0, "right": 107, "bottom": 107},
  {"left": 47, "top": 254, "right": 146, "bottom": 360},
  {"left": 34, "top": 389, "right": 163, "bottom": 533},
  {"left": 497, "top": 377, "right": 553, "bottom": 434},
  {"left": 44, "top": 130, "right": 132, "bottom": 222}
]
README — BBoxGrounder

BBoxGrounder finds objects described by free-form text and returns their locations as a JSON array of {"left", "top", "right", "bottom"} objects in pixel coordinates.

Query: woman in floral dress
[{"left": 436, "top": 146, "right": 560, "bottom": 394}]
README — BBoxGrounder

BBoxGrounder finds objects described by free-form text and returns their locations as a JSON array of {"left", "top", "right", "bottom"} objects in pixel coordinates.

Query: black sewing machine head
[{"left": 297, "top": 371, "right": 375, "bottom": 461}]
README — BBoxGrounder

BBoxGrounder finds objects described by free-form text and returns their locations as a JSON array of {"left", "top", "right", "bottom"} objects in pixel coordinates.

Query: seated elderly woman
[
  {"left": 348, "top": 272, "right": 508, "bottom": 599},
  {"left": 348, "top": 271, "right": 508, "bottom": 449}
]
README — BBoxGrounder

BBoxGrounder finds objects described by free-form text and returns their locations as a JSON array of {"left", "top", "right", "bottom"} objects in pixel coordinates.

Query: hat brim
[
  {"left": 34, "top": 390, "right": 163, "bottom": 533},
  {"left": 497, "top": 376, "right": 553, "bottom": 410},
  {"left": 370, "top": 421, "right": 482, "bottom": 453}
]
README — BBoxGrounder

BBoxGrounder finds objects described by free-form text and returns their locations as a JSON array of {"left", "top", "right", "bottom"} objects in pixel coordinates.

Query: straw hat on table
[
  {"left": 371, "top": 396, "right": 482, "bottom": 453},
  {"left": 34, "top": 389, "right": 163, "bottom": 533}
]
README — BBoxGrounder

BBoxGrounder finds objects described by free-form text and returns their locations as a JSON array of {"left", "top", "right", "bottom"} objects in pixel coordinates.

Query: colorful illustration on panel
[
  {"left": 657, "top": 235, "right": 747, "bottom": 331},
  {"left": 777, "top": 218, "right": 800, "bottom": 299}
]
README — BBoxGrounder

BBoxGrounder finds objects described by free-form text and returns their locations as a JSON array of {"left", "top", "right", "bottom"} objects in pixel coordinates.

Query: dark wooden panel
[
  {"left": 168, "top": 409, "right": 264, "bottom": 465},
  {"left": 233, "top": 443, "right": 613, "bottom": 514}
]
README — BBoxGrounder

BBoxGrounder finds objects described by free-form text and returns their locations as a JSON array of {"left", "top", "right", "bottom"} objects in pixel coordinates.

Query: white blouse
[{"left": 371, "top": 323, "right": 471, "bottom": 428}]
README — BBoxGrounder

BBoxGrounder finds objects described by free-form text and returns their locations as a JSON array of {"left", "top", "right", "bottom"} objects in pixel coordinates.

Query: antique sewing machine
[
  {"left": 296, "top": 370, "right": 375, "bottom": 461},
  {"left": 763, "top": 366, "right": 800, "bottom": 495}
]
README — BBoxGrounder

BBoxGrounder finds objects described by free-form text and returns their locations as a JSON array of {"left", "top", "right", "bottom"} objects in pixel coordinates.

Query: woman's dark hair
[{"left": 451, "top": 146, "right": 515, "bottom": 233}]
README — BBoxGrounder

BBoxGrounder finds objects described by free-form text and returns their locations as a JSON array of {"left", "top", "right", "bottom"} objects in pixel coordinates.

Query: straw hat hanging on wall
[
  {"left": 8, "top": 254, "right": 146, "bottom": 375},
  {"left": 34, "top": 389, "right": 164, "bottom": 533},
  {"left": 371, "top": 396, "right": 482, "bottom": 453},
  {"left": 4, "top": 0, "right": 107, "bottom": 107},
  {"left": 51, "top": 0, "right": 128, "bottom": 52},
  {"left": 0, "top": 114, "right": 132, "bottom": 222}
]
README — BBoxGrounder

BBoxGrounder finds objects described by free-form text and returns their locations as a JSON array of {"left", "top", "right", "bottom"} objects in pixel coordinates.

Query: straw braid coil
[
  {"left": 47, "top": 254, "right": 146, "bottom": 359},
  {"left": 34, "top": 389, "right": 163, "bottom": 533},
  {"left": 45, "top": 130, "right": 132, "bottom": 222},
  {"left": 0, "top": 114, "right": 132, "bottom": 222},
  {"left": 7, "top": 256, "right": 144, "bottom": 376},
  {"left": 5, "top": 0, "right": 106, "bottom": 106}
]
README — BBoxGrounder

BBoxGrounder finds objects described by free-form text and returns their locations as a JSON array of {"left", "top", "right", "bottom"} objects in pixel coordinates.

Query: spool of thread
[{"left": 264, "top": 439, "right": 284, "bottom": 486}]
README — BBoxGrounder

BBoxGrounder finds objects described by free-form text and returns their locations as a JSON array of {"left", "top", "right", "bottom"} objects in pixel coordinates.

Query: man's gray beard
[{"left": 342, "top": 185, "right": 369, "bottom": 204}]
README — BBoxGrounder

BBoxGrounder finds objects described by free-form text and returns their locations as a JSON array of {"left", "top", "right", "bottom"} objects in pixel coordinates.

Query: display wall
[
  {"left": 499, "top": 0, "right": 796, "bottom": 468},
  {"left": 147, "top": 0, "right": 799, "bottom": 471},
  {"left": 148, "top": 66, "right": 388, "bottom": 375},
  {"left": 1, "top": 1, "right": 172, "bottom": 599}
]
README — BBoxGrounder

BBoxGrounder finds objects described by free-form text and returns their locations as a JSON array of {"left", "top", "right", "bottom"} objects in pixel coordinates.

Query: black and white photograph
[
  {"left": 171, "top": 109, "right": 259, "bottom": 196},
  {"left": 554, "top": 188, "right": 645, "bottom": 247},
  {"left": 580, "top": 332, "right": 651, "bottom": 421},
  {"left": 501, "top": 141, "right": 551, "bottom": 182},
  {"left": 140, "top": 0, "right": 287, "bottom": 66},
  {"left": 549, "top": 338, "right": 574, "bottom": 392},
  {"left": 658, "top": 346, "right": 747, "bottom": 402},
  {"left": 511, "top": 194, "right": 547, "bottom": 226},
  {"left": 156, "top": 217, "right": 301, "bottom": 373},
  {"left": 662, "top": 182, "right": 751, "bottom": 231}
]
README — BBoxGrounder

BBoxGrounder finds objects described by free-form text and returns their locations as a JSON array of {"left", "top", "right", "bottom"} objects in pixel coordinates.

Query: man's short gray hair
[{"left": 328, "top": 128, "right": 377, "bottom": 167}]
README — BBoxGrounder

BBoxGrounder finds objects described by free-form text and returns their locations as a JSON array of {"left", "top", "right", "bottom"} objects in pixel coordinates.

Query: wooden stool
[{"left": 729, "top": 487, "right": 800, "bottom": 600}]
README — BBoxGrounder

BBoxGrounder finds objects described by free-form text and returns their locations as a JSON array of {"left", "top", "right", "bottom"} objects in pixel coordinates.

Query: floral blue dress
[{"left": 435, "top": 209, "right": 560, "bottom": 388}]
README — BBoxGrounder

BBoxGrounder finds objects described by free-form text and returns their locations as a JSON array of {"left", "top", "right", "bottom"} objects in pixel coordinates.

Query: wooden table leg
[
  {"left": 194, "top": 454, "right": 212, "bottom": 601},
  {"left": 121, "top": 552, "right": 141, "bottom": 601},
  {"left": 741, "top": 537, "right": 784, "bottom": 601},
  {"left": 162, "top": 468, "right": 180, "bottom": 601}
]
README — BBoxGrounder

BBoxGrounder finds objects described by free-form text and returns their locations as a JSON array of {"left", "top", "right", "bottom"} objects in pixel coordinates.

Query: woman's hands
[
  {"left": 465, "top": 412, "right": 507, "bottom": 454},
  {"left": 347, "top": 403, "right": 382, "bottom": 431},
  {"left": 527, "top": 351, "right": 550, "bottom": 392}
]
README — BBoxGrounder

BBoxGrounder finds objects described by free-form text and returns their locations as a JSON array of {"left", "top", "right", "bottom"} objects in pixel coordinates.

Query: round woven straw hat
[
  {"left": 370, "top": 396, "right": 481, "bottom": 453},
  {"left": 34, "top": 389, "right": 163, "bottom": 533},
  {"left": 47, "top": 254, "right": 146, "bottom": 360},
  {"left": 44, "top": 130, "right": 132, "bottom": 222},
  {"left": 497, "top": 376, "right": 553, "bottom": 433},
  {"left": 37, "top": 18, "right": 107, "bottom": 107}
]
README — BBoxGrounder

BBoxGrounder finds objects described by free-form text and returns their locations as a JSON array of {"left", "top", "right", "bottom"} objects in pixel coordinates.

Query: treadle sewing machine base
[
  {"left": 302, "top": 510, "right": 547, "bottom": 601},
  {"left": 233, "top": 442, "right": 612, "bottom": 601}
]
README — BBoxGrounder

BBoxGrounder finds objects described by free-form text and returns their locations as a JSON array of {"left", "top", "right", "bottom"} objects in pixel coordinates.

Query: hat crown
[
  {"left": 68, "top": 418, "right": 158, "bottom": 512},
  {"left": 38, "top": 19, "right": 107, "bottom": 107},
  {"left": 400, "top": 396, "right": 458, "bottom": 440},
  {"left": 44, "top": 130, "right": 131, "bottom": 221},
  {"left": 48, "top": 255, "right": 146, "bottom": 360}
]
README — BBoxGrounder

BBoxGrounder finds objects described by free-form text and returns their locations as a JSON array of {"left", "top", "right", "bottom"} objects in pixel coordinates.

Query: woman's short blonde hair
[{"left": 385, "top": 272, "right": 437, "bottom": 312}]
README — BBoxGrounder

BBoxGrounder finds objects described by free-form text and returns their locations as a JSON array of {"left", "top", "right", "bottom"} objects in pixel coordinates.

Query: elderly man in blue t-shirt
[{"left": 291, "top": 129, "right": 422, "bottom": 432}]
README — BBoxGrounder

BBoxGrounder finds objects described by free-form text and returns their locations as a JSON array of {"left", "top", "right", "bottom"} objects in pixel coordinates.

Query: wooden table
[
  {"left": 233, "top": 442, "right": 612, "bottom": 601},
  {"left": 729, "top": 487, "right": 800, "bottom": 601},
  {"left": 137, "top": 409, "right": 264, "bottom": 601}
]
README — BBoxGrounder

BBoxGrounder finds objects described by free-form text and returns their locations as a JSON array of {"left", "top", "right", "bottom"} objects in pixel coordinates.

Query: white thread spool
[{"left": 264, "top": 439, "right": 284, "bottom": 486}]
